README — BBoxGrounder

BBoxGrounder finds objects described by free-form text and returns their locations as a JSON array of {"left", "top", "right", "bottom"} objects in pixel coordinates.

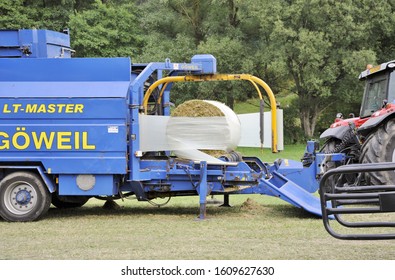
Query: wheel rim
[{"left": 3, "top": 181, "right": 38, "bottom": 215}]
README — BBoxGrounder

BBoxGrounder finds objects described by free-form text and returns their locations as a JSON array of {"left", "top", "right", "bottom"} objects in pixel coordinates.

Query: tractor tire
[
  {"left": 320, "top": 135, "right": 359, "bottom": 193},
  {"left": 360, "top": 119, "right": 395, "bottom": 185},
  {"left": 51, "top": 194, "right": 90, "bottom": 209},
  {"left": 320, "top": 139, "right": 342, "bottom": 193},
  {"left": 0, "top": 172, "right": 51, "bottom": 222}
]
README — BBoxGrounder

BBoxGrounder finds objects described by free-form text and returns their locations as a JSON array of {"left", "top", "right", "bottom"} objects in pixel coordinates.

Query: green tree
[
  {"left": 68, "top": 0, "right": 143, "bottom": 57},
  {"left": 251, "top": 0, "right": 379, "bottom": 138},
  {"left": 195, "top": 36, "right": 255, "bottom": 108},
  {"left": 137, "top": 0, "right": 259, "bottom": 108},
  {"left": 0, "top": 0, "right": 34, "bottom": 29}
]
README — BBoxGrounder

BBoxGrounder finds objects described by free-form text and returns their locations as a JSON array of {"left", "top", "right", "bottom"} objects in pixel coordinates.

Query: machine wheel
[
  {"left": 0, "top": 172, "right": 51, "bottom": 222},
  {"left": 360, "top": 119, "right": 395, "bottom": 185},
  {"left": 51, "top": 194, "right": 90, "bottom": 208}
]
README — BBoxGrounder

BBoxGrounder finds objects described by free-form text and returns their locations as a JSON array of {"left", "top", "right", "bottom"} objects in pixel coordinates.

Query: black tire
[
  {"left": 0, "top": 172, "right": 51, "bottom": 222},
  {"left": 321, "top": 139, "right": 341, "bottom": 165},
  {"left": 360, "top": 119, "right": 395, "bottom": 185},
  {"left": 320, "top": 137, "right": 359, "bottom": 193},
  {"left": 51, "top": 194, "right": 89, "bottom": 209},
  {"left": 320, "top": 139, "right": 342, "bottom": 193}
]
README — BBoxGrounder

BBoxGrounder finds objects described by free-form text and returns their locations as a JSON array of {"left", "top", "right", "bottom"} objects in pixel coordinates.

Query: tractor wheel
[
  {"left": 320, "top": 135, "right": 359, "bottom": 193},
  {"left": 360, "top": 119, "right": 395, "bottom": 185},
  {"left": 320, "top": 139, "right": 342, "bottom": 193},
  {"left": 51, "top": 194, "right": 90, "bottom": 209},
  {"left": 0, "top": 172, "right": 51, "bottom": 222}
]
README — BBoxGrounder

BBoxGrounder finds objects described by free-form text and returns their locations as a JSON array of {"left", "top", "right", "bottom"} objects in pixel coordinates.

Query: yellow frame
[{"left": 142, "top": 74, "right": 278, "bottom": 153}]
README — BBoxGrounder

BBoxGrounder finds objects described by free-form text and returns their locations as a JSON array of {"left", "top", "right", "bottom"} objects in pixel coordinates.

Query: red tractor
[
  {"left": 320, "top": 61, "right": 395, "bottom": 185},
  {"left": 319, "top": 61, "right": 395, "bottom": 240}
]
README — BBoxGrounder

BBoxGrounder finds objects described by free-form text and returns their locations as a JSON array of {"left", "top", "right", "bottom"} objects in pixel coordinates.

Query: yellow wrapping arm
[{"left": 142, "top": 74, "right": 278, "bottom": 153}]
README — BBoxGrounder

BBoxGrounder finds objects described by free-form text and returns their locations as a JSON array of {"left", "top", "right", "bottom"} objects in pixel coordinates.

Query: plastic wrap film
[
  {"left": 139, "top": 100, "right": 241, "bottom": 163},
  {"left": 204, "top": 100, "right": 241, "bottom": 149},
  {"left": 238, "top": 109, "right": 284, "bottom": 150}
]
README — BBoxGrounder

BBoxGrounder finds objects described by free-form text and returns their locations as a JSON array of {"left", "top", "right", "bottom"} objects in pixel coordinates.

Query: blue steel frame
[
  {"left": 125, "top": 60, "right": 346, "bottom": 217},
  {"left": 128, "top": 59, "right": 204, "bottom": 182}
]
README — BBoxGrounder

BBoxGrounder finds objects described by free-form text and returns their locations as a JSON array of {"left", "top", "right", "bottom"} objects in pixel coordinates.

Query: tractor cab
[
  {"left": 320, "top": 61, "right": 395, "bottom": 142},
  {"left": 356, "top": 61, "right": 395, "bottom": 135},
  {"left": 359, "top": 64, "right": 395, "bottom": 118}
]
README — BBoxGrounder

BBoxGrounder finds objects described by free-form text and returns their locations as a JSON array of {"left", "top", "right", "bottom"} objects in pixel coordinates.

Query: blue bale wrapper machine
[{"left": 0, "top": 29, "right": 343, "bottom": 222}]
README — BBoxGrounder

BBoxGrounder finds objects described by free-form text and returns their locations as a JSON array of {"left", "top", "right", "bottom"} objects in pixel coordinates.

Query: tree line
[{"left": 2, "top": 0, "right": 395, "bottom": 142}]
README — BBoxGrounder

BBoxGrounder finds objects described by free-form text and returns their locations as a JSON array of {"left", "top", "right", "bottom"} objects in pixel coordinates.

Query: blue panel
[
  {"left": 36, "top": 30, "right": 70, "bottom": 50},
  {"left": 0, "top": 98, "right": 127, "bottom": 119},
  {"left": 0, "top": 124, "right": 127, "bottom": 152},
  {"left": 0, "top": 58, "right": 131, "bottom": 98},
  {"left": 0, "top": 49, "right": 21, "bottom": 57},
  {"left": 275, "top": 159, "right": 319, "bottom": 193},
  {"left": 263, "top": 176, "right": 324, "bottom": 216},
  {"left": 59, "top": 174, "right": 117, "bottom": 195},
  {"left": 0, "top": 98, "right": 128, "bottom": 174},
  {"left": 0, "top": 30, "right": 19, "bottom": 46},
  {"left": 0, "top": 81, "right": 130, "bottom": 98},
  {"left": 0, "top": 29, "right": 71, "bottom": 58},
  {"left": 0, "top": 57, "right": 131, "bottom": 82},
  {"left": 191, "top": 54, "right": 217, "bottom": 74}
]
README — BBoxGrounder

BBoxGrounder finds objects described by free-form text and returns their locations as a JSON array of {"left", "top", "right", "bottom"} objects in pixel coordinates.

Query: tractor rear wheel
[
  {"left": 360, "top": 119, "right": 395, "bottom": 185},
  {"left": 0, "top": 172, "right": 51, "bottom": 222}
]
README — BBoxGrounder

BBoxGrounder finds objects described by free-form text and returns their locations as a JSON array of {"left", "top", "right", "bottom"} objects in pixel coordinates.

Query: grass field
[
  {"left": 236, "top": 145, "right": 307, "bottom": 162},
  {"left": 1, "top": 145, "right": 395, "bottom": 260}
]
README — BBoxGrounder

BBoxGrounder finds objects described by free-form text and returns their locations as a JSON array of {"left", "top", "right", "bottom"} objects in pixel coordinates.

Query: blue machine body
[
  {"left": 0, "top": 29, "right": 72, "bottom": 58},
  {"left": 0, "top": 29, "right": 345, "bottom": 220},
  {"left": 0, "top": 57, "right": 129, "bottom": 196}
]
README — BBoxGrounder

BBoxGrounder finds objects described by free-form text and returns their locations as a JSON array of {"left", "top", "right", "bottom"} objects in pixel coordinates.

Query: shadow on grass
[
  {"left": 40, "top": 201, "right": 320, "bottom": 221},
  {"left": 0, "top": 199, "right": 321, "bottom": 222},
  {"left": 46, "top": 204, "right": 202, "bottom": 219},
  {"left": 265, "top": 204, "right": 321, "bottom": 220}
]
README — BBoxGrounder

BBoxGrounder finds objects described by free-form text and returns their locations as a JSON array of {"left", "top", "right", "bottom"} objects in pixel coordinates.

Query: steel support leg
[
  {"left": 220, "top": 194, "right": 231, "bottom": 207},
  {"left": 198, "top": 161, "right": 208, "bottom": 220}
]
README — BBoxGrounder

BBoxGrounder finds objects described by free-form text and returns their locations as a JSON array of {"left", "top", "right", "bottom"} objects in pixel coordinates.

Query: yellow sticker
[{"left": 369, "top": 65, "right": 381, "bottom": 74}]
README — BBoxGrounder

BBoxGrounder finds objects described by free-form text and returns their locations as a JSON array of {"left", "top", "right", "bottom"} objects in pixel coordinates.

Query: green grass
[
  {"left": 237, "top": 144, "right": 306, "bottom": 162},
  {"left": 233, "top": 98, "right": 261, "bottom": 114},
  {"left": 1, "top": 195, "right": 395, "bottom": 260},
  {"left": 2, "top": 146, "right": 395, "bottom": 260}
]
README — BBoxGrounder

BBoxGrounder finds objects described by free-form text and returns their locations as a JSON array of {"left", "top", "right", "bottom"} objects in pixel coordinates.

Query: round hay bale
[
  {"left": 170, "top": 100, "right": 240, "bottom": 158},
  {"left": 171, "top": 99, "right": 224, "bottom": 117}
]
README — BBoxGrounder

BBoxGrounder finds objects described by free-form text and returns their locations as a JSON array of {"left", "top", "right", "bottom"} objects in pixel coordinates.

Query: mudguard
[
  {"left": 320, "top": 125, "right": 350, "bottom": 140},
  {"left": 358, "top": 111, "right": 395, "bottom": 135}
]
